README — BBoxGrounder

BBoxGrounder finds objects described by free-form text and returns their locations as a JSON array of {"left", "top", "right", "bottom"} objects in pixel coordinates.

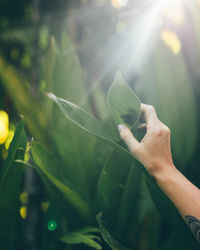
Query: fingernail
[{"left": 118, "top": 124, "right": 125, "bottom": 132}]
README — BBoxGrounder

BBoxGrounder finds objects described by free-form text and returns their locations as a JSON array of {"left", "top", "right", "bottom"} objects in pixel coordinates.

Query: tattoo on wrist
[{"left": 185, "top": 215, "right": 200, "bottom": 241}]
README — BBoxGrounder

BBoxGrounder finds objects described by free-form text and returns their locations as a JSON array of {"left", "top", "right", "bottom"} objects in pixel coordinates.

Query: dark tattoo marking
[
  {"left": 120, "top": 108, "right": 138, "bottom": 126},
  {"left": 185, "top": 215, "right": 200, "bottom": 242}
]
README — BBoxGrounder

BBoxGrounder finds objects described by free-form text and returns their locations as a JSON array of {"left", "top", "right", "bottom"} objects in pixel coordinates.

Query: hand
[{"left": 118, "top": 104, "right": 175, "bottom": 178}]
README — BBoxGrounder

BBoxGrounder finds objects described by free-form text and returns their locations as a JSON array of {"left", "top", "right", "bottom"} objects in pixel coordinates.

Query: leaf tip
[
  {"left": 115, "top": 70, "right": 123, "bottom": 81},
  {"left": 46, "top": 92, "right": 57, "bottom": 101}
]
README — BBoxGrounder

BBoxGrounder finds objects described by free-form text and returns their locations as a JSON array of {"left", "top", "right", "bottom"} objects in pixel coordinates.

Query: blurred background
[{"left": 0, "top": 0, "right": 200, "bottom": 249}]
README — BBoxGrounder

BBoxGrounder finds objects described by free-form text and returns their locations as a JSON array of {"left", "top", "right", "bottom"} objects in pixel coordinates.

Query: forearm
[{"left": 153, "top": 165, "right": 200, "bottom": 240}]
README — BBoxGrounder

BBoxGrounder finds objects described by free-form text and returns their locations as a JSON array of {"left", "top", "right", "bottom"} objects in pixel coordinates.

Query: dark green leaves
[
  {"left": 0, "top": 120, "right": 26, "bottom": 249},
  {"left": 108, "top": 71, "right": 141, "bottom": 129}
]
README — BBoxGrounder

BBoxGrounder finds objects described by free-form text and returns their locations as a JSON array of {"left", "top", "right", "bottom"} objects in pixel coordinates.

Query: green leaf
[
  {"left": 53, "top": 32, "right": 89, "bottom": 109},
  {"left": 77, "top": 227, "right": 100, "bottom": 234},
  {"left": 47, "top": 71, "right": 141, "bottom": 159},
  {"left": 116, "top": 162, "right": 142, "bottom": 238},
  {"left": 97, "top": 148, "right": 133, "bottom": 227},
  {"left": 31, "top": 142, "right": 91, "bottom": 220},
  {"left": 108, "top": 71, "right": 141, "bottom": 129},
  {"left": 1, "top": 120, "right": 25, "bottom": 186},
  {"left": 96, "top": 213, "right": 130, "bottom": 250},
  {"left": 47, "top": 93, "right": 114, "bottom": 142},
  {"left": 60, "top": 227, "right": 102, "bottom": 249},
  {"left": 0, "top": 120, "right": 26, "bottom": 249}
]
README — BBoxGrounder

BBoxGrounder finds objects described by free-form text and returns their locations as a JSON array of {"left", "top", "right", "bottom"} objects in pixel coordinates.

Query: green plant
[{"left": 0, "top": 32, "right": 199, "bottom": 250}]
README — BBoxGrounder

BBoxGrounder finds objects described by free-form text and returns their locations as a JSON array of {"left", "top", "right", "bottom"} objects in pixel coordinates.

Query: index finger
[{"left": 140, "top": 104, "right": 159, "bottom": 130}]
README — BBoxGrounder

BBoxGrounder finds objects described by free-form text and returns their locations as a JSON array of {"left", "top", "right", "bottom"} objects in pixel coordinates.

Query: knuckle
[
  {"left": 154, "top": 128, "right": 163, "bottom": 136},
  {"left": 164, "top": 126, "right": 170, "bottom": 134},
  {"left": 130, "top": 145, "right": 140, "bottom": 156},
  {"left": 153, "top": 124, "right": 170, "bottom": 136},
  {"left": 160, "top": 123, "right": 170, "bottom": 134}
]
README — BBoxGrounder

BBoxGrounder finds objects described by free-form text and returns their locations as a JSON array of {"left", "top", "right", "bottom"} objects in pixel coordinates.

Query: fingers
[
  {"left": 118, "top": 124, "right": 140, "bottom": 155},
  {"left": 140, "top": 104, "right": 159, "bottom": 130}
]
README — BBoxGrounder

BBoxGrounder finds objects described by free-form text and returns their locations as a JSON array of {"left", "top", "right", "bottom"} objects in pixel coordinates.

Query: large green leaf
[
  {"left": 31, "top": 142, "right": 91, "bottom": 220},
  {"left": 0, "top": 120, "right": 26, "bottom": 249},
  {"left": 97, "top": 148, "right": 134, "bottom": 228},
  {"left": 116, "top": 162, "right": 142, "bottom": 238},
  {"left": 47, "top": 71, "right": 141, "bottom": 157},
  {"left": 47, "top": 93, "right": 114, "bottom": 142},
  {"left": 108, "top": 71, "right": 141, "bottom": 129},
  {"left": 45, "top": 35, "right": 98, "bottom": 198},
  {"left": 53, "top": 32, "right": 89, "bottom": 109}
]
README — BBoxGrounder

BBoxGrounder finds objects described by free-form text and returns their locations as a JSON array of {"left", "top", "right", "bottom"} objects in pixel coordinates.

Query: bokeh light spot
[
  {"left": 20, "top": 192, "right": 29, "bottom": 204},
  {"left": 48, "top": 220, "right": 57, "bottom": 231},
  {"left": 0, "top": 111, "right": 9, "bottom": 145},
  {"left": 161, "top": 30, "right": 181, "bottom": 55},
  {"left": 0, "top": 111, "right": 9, "bottom": 127},
  {"left": 0, "top": 122, "right": 9, "bottom": 144},
  {"left": 41, "top": 201, "right": 50, "bottom": 213},
  {"left": 20, "top": 206, "right": 27, "bottom": 219},
  {"left": 111, "top": 0, "right": 128, "bottom": 9},
  {"left": 21, "top": 54, "right": 31, "bottom": 68}
]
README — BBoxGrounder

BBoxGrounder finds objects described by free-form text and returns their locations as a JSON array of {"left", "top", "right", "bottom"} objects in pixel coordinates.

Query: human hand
[{"left": 118, "top": 104, "right": 175, "bottom": 178}]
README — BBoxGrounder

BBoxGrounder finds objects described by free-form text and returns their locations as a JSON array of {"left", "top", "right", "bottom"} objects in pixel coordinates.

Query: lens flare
[
  {"left": 162, "top": 2, "right": 184, "bottom": 25},
  {"left": 48, "top": 220, "right": 57, "bottom": 231}
]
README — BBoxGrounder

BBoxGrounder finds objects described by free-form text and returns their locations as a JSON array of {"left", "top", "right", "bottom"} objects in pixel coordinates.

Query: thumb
[{"left": 118, "top": 124, "right": 140, "bottom": 156}]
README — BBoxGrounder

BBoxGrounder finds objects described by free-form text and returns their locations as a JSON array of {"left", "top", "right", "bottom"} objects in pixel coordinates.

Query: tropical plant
[{"left": 0, "top": 29, "right": 200, "bottom": 250}]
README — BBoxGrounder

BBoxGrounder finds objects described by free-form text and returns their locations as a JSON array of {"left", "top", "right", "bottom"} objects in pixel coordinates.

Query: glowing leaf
[{"left": 108, "top": 71, "right": 141, "bottom": 129}]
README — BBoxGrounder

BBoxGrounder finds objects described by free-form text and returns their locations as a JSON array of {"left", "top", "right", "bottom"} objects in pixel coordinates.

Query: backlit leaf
[{"left": 108, "top": 71, "right": 141, "bottom": 129}]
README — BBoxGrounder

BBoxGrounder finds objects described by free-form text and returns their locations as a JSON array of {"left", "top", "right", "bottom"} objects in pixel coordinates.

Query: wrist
[{"left": 149, "top": 163, "right": 179, "bottom": 184}]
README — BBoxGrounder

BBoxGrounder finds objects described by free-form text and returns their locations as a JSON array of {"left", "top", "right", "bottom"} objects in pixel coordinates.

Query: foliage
[
  {"left": 0, "top": 120, "right": 26, "bottom": 249},
  {"left": 1, "top": 1, "right": 200, "bottom": 250}
]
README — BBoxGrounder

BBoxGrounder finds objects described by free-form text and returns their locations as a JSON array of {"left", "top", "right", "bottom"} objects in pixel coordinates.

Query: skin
[{"left": 118, "top": 103, "right": 200, "bottom": 241}]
